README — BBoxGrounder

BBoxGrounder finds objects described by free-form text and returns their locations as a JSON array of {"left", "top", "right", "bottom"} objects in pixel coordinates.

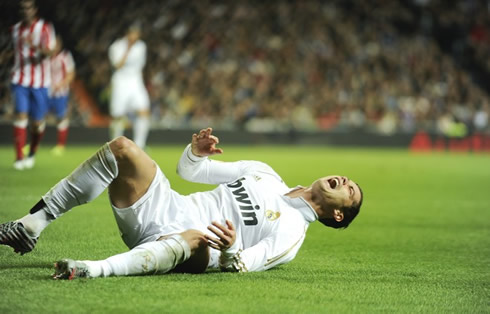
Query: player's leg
[
  {"left": 106, "top": 136, "right": 156, "bottom": 208},
  {"left": 24, "top": 119, "right": 46, "bottom": 168},
  {"left": 133, "top": 109, "right": 150, "bottom": 149},
  {"left": 51, "top": 95, "right": 70, "bottom": 156},
  {"left": 0, "top": 140, "right": 118, "bottom": 254},
  {"left": 109, "top": 84, "right": 126, "bottom": 140},
  {"left": 110, "top": 116, "right": 125, "bottom": 139},
  {"left": 11, "top": 84, "right": 30, "bottom": 169},
  {"left": 1, "top": 136, "right": 155, "bottom": 254},
  {"left": 25, "top": 87, "right": 50, "bottom": 168},
  {"left": 53, "top": 118, "right": 69, "bottom": 154},
  {"left": 132, "top": 86, "right": 151, "bottom": 149},
  {"left": 28, "top": 136, "right": 153, "bottom": 227},
  {"left": 53, "top": 229, "right": 210, "bottom": 279}
]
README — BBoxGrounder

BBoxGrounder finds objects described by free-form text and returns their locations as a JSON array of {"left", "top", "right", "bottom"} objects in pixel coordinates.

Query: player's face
[
  {"left": 21, "top": 1, "right": 37, "bottom": 22},
  {"left": 312, "top": 175, "right": 361, "bottom": 210},
  {"left": 127, "top": 30, "right": 140, "bottom": 43}
]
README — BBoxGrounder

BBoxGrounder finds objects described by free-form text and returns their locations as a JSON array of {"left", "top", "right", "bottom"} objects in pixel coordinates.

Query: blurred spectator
[
  {"left": 473, "top": 101, "right": 489, "bottom": 132},
  {"left": 0, "top": 0, "right": 489, "bottom": 135}
]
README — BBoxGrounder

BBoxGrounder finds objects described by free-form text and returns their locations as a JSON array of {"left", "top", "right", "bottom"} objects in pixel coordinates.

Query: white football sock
[
  {"left": 18, "top": 210, "right": 52, "bottom": 237},
  {"left": 42, "top": 143, "right": 119, "bottom": 219},
  {"left": 110, "top": 118, "right": 125, "bottom": 140},
  {"left": 16, "top": 144, "right": 118, "bottom": 237},
  {"left": 133, "top": 116, "right": 149, "bottom": 149},
  {"left": 57, "top": 118, "right": 69, "bottom": 131},
  {"left": 82, "top": 235, "right": 191, "bottom": 278}
]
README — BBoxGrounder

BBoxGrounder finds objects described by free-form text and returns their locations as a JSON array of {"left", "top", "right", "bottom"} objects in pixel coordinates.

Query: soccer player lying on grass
[{"left": 0, "top": 128, "right": 363, "bottom": 279}]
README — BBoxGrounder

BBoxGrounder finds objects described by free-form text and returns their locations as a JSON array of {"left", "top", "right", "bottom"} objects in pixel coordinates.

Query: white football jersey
[
  {"left": 174, "top": 145, "right": 318, "bottom": 272},
  {"left": 108, "top": 38, "right": 146, "bottom": 83}
]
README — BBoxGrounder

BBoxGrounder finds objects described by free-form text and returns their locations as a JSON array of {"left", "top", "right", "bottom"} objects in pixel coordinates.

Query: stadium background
[
  {"left": 0, "top": 1, "right": 489, "bottom": 313},
  {"left": 0, "top": 0, "right": 488, "bottom": 148}
]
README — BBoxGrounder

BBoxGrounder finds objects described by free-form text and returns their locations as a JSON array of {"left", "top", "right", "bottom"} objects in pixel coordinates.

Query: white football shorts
[
  {"left": 110, "top": 164, "right": 220, "bottom": 268},
  {"left": 109, "top": 78, "right": 150, "bottom": 117}
]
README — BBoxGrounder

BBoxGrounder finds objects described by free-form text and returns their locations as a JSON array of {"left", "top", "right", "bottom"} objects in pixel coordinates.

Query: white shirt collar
[{"left": 281, "top": 194, "right": 318, "bottom": 223}]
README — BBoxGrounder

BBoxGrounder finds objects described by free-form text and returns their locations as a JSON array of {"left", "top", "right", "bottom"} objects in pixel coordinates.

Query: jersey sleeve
[
  {"left": 220, "top": 220, "right": 307, "bottom": 272},
  {"left": 108, "top": 41, "right": 121, "bottom": 67},
  {"left": 64, "top": 51, "right": 75, "bottom": 73},
  {"left": 176, "top": 144, "right": 283, "bottom": 185},
  {"left": 40, "top": 22, "right": 56, "bottom": 52}
]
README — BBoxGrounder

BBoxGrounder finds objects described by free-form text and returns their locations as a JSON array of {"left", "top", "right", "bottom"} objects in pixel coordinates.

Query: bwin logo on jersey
[{"left": 227, "top": 177, "right": 259, "bottom": 226}]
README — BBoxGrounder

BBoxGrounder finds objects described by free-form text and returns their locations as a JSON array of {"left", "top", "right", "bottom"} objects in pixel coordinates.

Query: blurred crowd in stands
[{"left": 0, "top": 0, "right": 489, "bottom": 135}]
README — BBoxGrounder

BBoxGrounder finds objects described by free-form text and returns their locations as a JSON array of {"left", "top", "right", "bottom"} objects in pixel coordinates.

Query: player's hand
[
  {"left": 178, "top": 229, "right": 208, "bottom": 255},
  {"left": 205, "top": 220, "right": 236, "bottom": 251},
  {"left": 191, "top": 127, "right": 223, "bottom": 157},
  {"left": 52, "top": 83, "right": 62, "bottom": 93}
]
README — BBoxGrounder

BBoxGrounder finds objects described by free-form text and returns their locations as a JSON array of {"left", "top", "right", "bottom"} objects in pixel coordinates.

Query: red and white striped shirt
[
  {"left": 10, "top": 18, "right": 56, "bottom": 88},
  {"left": 50, "top": 50, "right": 75, "bottom": 97}
]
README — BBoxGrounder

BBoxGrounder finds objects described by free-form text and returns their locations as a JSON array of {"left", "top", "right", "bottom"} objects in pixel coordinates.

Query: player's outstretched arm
[
  {"left": 191, "top": 127, "right": 223, "bottom": 157},
  {"left": 177, "top": 127, "right": 279, "bottom": 185}
]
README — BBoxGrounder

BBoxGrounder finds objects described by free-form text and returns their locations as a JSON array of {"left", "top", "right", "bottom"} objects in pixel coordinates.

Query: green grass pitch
[{"left": 0, "top": 144, "right": 489, "bottom": 313}]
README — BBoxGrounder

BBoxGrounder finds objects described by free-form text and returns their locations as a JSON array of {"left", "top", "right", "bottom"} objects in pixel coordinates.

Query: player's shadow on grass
[
  {"left": 0, "top": 261, "right": 52, "bottom": 270},
  {"left": 0, "top": 259, "right": 58, "bottom": 280}
]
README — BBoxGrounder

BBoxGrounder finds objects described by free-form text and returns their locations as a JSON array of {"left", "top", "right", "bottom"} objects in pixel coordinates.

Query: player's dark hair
[{"left": 319, "top": 184, "right": 363, "bottom": 229}]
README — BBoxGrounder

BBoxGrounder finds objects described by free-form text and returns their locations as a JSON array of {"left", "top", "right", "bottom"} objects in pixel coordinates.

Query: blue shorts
[
  {"left": 49, "top": 95, "right": 69, "bottom": 118},
  {"left": 11, "top": 84, "right": 49, "bottom": 121}
]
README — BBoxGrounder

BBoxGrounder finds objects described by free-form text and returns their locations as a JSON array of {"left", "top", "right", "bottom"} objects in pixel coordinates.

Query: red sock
[
  {"left": 29, "top": 130, "right": 45, "bottom": 157},
  {"left": 57, "top": 128, "right": 69, "bottom": 146},
  {"left": 13, "top": 126, "right": 27, "bottom": 160}
]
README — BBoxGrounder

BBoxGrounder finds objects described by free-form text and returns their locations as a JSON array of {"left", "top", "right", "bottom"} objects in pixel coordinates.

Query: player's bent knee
[
  {"left": 109, "top": 136, "right": 134, "bottom": 153},
  {"left": 109, "top": 136, "right": 140, "bottom": 162}
]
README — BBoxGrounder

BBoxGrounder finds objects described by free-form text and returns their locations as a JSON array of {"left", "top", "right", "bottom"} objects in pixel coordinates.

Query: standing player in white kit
[
  {"left": 108, "top": 23, "right": 150, "bottom": 149},
  {"left": 0, "top": 128, "right": 363, "bottom": 279}
]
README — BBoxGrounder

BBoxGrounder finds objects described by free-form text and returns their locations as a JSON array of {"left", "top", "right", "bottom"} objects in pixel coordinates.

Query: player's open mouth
[{"left": 328, "top": 178, "right": 340, "bottom": 189}]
